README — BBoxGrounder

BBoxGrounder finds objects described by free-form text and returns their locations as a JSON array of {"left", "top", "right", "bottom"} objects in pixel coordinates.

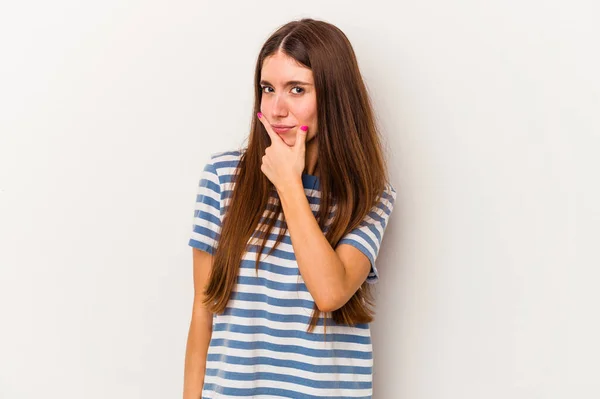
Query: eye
[{"left": 260, "top": 86, "right": 305, "bottom": 94}]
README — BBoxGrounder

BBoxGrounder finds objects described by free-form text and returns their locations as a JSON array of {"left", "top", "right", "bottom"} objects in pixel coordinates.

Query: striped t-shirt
[{"left": 188, "top": 149, "right": 396, "bottom": 398}]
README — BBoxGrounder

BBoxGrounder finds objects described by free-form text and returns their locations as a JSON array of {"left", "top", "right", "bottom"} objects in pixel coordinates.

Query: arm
[
  {"left": 278, "top": 182, "right": 371, "bottom": 313},
  {"left": 183, "top": 248, "right": 214, "bottom": 399}
]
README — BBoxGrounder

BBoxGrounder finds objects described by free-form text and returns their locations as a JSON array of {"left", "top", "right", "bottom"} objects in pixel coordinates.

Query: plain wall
[{"left": 1, "top": 0, "right": 598, "bottom": 398}]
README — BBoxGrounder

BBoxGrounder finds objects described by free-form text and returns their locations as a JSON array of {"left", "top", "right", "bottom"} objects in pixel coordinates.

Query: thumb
[{"left": 295, "top": 125, "right": 308, "bottom": 151}]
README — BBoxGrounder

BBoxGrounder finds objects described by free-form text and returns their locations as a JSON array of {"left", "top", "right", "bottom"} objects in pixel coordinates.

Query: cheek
[
  {"left": 293, "top": 102, "right": 317, "bottom": 124},
  {"left": 259, "top": 95, "right": 275, "bottom": 111}
]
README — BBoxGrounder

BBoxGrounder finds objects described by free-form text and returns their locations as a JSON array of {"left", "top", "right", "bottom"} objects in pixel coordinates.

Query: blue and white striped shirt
[{"left": 189, "top": 149, "right": 396, "bottom": 398}]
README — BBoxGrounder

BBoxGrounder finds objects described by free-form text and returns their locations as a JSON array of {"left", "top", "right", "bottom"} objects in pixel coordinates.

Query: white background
[{"left": 1, "top": 1, "right": 598, "bottom": 398}]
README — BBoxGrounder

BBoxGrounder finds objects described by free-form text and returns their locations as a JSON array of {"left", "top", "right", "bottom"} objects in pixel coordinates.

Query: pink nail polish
[
  {"left": 257, "top": 112, "right": 262, "bottom": 118},
  {"left": 300, "top": 125, "right": 308, "bottom": 131}
]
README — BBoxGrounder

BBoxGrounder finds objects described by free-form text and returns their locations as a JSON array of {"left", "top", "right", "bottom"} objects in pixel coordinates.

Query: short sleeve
[
  {"left": 337, "top": 183, "right": 397, "bottom": 284},
  {"left": 188, "top": 156, "right": 222, "bottom": 255}
]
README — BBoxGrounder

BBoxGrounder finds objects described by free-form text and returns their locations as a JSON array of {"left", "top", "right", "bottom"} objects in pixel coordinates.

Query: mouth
[{"left": 272, "top": 125, "right": 295, "bottom": 134}]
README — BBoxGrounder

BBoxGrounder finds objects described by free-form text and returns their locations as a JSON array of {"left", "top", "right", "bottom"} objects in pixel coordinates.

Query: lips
[
  {"left": 271, "top": 124, "right": 294, "bottom": 129},
  {"left": 272, "top": 125, "right": 294, "bottom": 134}
]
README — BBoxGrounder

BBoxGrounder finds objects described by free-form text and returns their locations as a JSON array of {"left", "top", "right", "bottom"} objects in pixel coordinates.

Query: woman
[{"left": 184, "top": 18, "right": 397, "bottom": 398}]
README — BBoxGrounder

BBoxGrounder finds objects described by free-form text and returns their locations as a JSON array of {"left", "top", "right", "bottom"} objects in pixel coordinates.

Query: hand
[{"left": 257, "top": 112, "right": 308, "bottom": 193}]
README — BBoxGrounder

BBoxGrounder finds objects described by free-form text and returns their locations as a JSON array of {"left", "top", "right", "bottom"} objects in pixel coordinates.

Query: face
[{"left": 259, "top": 50, "right": 318, "bottom": 147}]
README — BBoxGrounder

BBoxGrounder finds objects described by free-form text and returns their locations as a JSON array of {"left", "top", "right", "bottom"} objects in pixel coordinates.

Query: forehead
[{"left": 261, "top": 52, "right": 313, "bottom": 83}]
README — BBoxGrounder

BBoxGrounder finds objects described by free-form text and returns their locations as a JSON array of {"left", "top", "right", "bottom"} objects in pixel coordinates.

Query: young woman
[{"left": 183, "top": 18, "right": 397, "bottom": 399}]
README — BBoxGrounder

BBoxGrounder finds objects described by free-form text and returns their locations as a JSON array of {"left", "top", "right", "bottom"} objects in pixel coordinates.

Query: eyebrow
[{"left": 259, "top": 80, "right": 313, "bottom": 87}]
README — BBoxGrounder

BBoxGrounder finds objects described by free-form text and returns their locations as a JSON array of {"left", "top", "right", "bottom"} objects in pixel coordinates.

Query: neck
[{"left": 304, "top": 140, "right": 319, "bottom": 177}]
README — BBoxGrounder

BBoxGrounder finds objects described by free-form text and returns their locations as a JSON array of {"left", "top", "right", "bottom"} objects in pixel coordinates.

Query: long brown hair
[{"left": 203, "top": 18, "right": 390, "bottom": 334}]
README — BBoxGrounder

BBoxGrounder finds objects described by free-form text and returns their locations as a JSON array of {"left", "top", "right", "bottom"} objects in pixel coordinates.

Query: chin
[{"left": 280, "top": 135, "right": 293, "bottom": 147}]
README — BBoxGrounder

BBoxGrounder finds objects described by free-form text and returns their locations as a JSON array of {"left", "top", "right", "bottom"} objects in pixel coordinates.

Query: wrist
[{"left": 276, "top": 177, "right": 304, "bottom": 198}]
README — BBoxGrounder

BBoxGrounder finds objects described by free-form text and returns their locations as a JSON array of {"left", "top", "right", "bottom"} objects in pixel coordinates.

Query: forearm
[
  {"left": 277, "top": 181, "right": 346, "bottom": 312},
  {"left": 183, "top": 309, "right": 212, "bottom": 399}
]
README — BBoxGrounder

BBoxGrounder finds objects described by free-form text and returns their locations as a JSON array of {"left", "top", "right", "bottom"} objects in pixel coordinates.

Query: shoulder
[
  {"left": 209, "top": 149, "right": 244, "bottom": 169},
  {"left": 381, "top": 182, "right": 397, "bottom": 204},
  {"left": 206, "top": 148, "right": 245, "bottom": 187},
  {"left": 370, "top": 182, "right": 397, "bottom": 221}
]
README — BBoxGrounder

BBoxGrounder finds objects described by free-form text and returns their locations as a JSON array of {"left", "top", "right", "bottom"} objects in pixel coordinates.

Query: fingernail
[
  {"left": 300, "top": 125, "right": 308, "bottom": 131},
  {"left": 257, "top": 112, "right": 262, "bottom": 118}
]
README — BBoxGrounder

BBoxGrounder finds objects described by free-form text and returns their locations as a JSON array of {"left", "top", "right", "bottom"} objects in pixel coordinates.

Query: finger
[
  {"left": 257, "top": 112, "right": 281, "bottom": 144},
  {"left": 294, "top": 125, "right": 308, "bottom": 152}
]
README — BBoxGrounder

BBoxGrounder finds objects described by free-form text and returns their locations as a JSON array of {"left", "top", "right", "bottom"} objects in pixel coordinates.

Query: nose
[{"left": 270, "top": 93, "right": 289, "bottom": 118}]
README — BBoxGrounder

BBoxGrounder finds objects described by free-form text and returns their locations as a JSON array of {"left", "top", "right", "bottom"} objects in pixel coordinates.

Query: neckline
[{"left": 301, "top": 172, "right": 319, "bottom": 190}]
